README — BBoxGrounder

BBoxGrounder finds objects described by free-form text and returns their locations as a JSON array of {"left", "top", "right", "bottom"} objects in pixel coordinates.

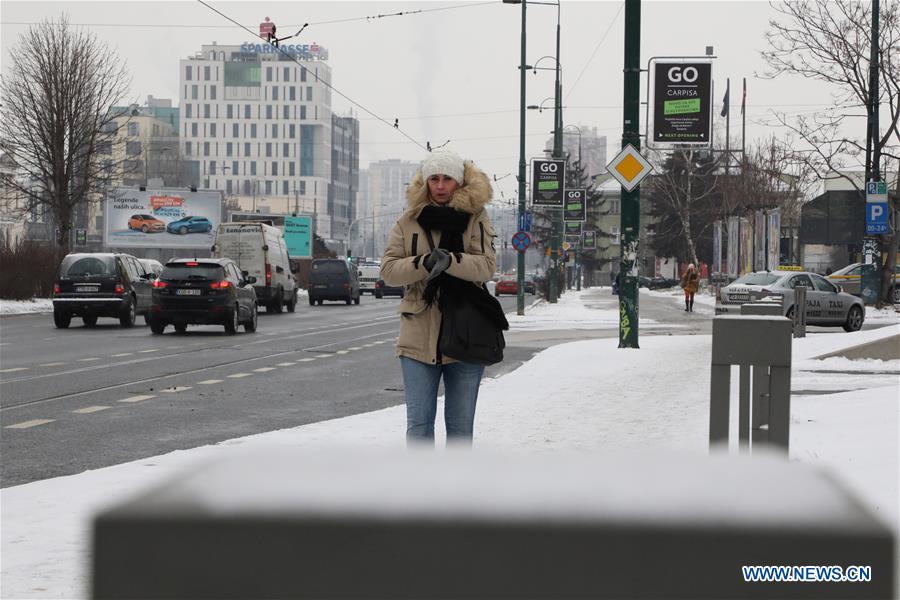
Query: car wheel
[
  {"left": 891, "top": 286, "right": 900, "bottom": 304},
  {"left": 354, "top": 295, "right": 360, "bottom": 305},
  {"left": 150, "top": 319, "right": 166, "bottom": 335},
  {"left": 317, "top": 299, "right": 323, "bottom": 306},
  {"left": 785, "top": 306, "right": 795, "bottom": 321},
  {"left": 308, "top": 296, "right": 316, "bottom": 306},
  {"left": 345, "top": 297, "right": 352, "bottom": 305},
  {"left": 179, "top": 226, "right": 188, "bottom": 235},
  {"left": 843, "top": 305, "right": 864, "bottom": 332},
  {"left": 273, "top": 290, "right": 284, "bottom": 313},
  {"left": 53, "top": 309, "right": 71, "bottom": 329},
  {"left": 119, "top": 297, "right": 136, "bottom": 328},
  {"left": 375, "top": 291, "right": 383, "bottom": 299},
  {"left": 224, "top": 305, "right": 239, "bottom": 335},
  {"left": 143, "top": 313, "right": 151, "bottom": 326},
  {"left": 245, "top": 304, "right": 258, "bottom": 332},
  {"left": 286, "top": 290, "right": 297, "bottom": 313},
  {"left": 141, "top": 225, "right": 149, "bottom": 233},
  {"left": 173, "top": 323, "right": 187, "bottom": 334},
  {"left": 83, "top": 314, "right": 98, "bottom": 327}
]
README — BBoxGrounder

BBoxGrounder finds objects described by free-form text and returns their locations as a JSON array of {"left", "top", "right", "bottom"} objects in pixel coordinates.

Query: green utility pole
[
  {"left": 619, "top": 0, "right": 640, "bottom": 349},
  {"left": 516, "top": 0, "right": 527, "bottom": 316},
  {"left": 549, "top": 10, "right": 562, "bottom": 303}
]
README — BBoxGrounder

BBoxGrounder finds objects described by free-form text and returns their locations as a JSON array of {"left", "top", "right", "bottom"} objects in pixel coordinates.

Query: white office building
[
  {"left": 179, "top": 42, "right": 357, "bottom": 246},
  {"left": 364, "top": 159, "right": 421, "bottom": 258}
]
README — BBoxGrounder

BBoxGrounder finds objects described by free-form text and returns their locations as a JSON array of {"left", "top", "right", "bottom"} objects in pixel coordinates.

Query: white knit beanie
[{"left": 421, "top": 150, "right": 465, "bottom": 185}]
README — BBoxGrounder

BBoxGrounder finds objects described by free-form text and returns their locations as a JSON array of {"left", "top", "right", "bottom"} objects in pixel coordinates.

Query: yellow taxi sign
[
  {"left": 606, "top": 144, "right": 654, "bottom": 191},
  {"left": 777, "top": 265, "right": 803, "bottom": 271}
]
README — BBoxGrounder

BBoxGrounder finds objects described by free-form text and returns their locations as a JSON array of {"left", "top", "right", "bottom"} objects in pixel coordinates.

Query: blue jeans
[{"left": 400, "top": 356, "right": 485, "bottom": 444}]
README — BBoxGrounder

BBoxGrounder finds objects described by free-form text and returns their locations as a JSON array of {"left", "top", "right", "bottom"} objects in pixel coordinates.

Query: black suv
[
  {"left": 149, "top": 258, "right": 258, "bottom": 335},
  {"left": 53, "top": 253, "right": 154, "bottom": 328},
  {"left": 308, "top": 259, "right": 361, "bottom": 305}
]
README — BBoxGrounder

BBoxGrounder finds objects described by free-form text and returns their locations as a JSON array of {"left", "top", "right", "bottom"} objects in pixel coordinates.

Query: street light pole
[
  {"left": 513, "top": 0, "right": 527, "bottom": 316},
  {"left": 549, "top": 1, "right": 562, "bottom": 303}
]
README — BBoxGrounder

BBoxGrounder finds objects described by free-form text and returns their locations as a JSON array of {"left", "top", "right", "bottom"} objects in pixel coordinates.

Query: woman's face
[{"left": 427, "top": 174, "right": 459, "bottom": 205}]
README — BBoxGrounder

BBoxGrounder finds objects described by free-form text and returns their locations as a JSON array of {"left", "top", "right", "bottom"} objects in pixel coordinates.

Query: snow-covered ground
[{"left": 1, "top": 289, "right": 898, "bottom": 599}]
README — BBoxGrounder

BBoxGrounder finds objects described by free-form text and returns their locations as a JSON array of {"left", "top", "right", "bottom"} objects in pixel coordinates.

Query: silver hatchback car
[{"left": 717, "top": 270, "right": 865, "bottom": 332}]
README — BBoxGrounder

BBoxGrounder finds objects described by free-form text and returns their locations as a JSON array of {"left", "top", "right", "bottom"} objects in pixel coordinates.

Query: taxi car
[
  {"left": 827, "top": 262, "right": 900, "bottom": 303},
  {"left": 717, "top": 269, "right": 865, "bottom": 332}
]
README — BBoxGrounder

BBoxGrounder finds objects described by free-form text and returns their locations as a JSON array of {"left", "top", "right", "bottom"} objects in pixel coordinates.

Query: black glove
[{"left": 424, "top": 248, "right": 451, "bottom": 281}]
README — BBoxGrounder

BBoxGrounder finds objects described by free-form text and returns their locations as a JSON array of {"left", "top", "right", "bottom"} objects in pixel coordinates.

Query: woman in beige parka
[{"left": 381, "top": 150, "right": 497, "bottom": 444}]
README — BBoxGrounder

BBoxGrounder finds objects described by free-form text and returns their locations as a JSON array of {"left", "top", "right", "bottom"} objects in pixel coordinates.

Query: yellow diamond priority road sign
[{"left": 606, "top": 144, "right": 653, "bottom": 192}]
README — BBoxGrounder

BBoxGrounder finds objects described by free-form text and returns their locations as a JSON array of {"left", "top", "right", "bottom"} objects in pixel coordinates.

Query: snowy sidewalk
[{"left": 1, "top": 288, "right": 898, "bottom": 599}]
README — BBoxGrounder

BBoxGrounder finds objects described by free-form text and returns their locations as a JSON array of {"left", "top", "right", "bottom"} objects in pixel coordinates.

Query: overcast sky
[{"left": 2, "top": 0, "right": 853, "bottom": 198}]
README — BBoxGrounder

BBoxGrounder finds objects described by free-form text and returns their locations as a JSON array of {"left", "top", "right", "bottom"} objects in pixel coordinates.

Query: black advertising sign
[
  {"left": 564, "top": 221, "right": 582, "bottom": 237},
  {"left": 652, "top": 61, "right": 712, "bottom": 146},
  {"left": 563, "top": 189, "right": 586, "bottom": 222},
  {"left": 531, "top": 159, "right": 565, "bottom": 206},
  {"left": 583, "top": 230, "right": 597, "bottom": 249}
]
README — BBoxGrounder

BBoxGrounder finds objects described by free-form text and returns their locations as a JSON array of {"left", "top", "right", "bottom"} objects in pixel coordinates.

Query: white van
[
  {"left": 357, "top": 262, "right": 381, "bottom": 295},
  {"left": 213, "top": 222, "right": 297, "bottom": 313}
]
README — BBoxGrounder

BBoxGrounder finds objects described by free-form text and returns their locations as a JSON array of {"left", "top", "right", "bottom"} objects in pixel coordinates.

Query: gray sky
[{"left": 2, "top": 0, "right": 847, "bottom": 198}]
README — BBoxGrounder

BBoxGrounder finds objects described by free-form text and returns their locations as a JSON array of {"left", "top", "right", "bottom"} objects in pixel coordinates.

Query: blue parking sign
[{"left": 866, "top": 202, "right": 889, "bottom": 234}]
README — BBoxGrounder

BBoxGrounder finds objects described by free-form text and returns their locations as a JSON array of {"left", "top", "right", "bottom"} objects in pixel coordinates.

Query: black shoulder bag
[{"left": 439, "top": 283, "right": 508, "bottom": 365}]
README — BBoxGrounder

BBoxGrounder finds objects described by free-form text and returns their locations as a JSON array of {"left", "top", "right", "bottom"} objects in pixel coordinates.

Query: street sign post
[
  {"left": 530, "top": 159, "right": 566, "bottom": 206},
  {"left": 563, "top": 220, "right": 582, "bottom": 238},
  {"left": 607, "top": 144, "right": 654, "bottom": 192},
  {"left": 511, "top": 231, "right": 531, "bottom": 252},
  {"left": 649, "top": 59, "right": 713, "bottom": 147},
  {"left": 75, "top": 229, "right": 87, "bottom": 246},
  {"left": 582, "top": 230, "right": 597, "bottom": 249},
  {"left": 866, "top": 181, "right": 889, "bottom": 234},
  {"left": 563, "top": 189, "right": 586, "bottom": 222},
  {"left": 518, "top": 211, "right": 533, "bottom": 233}
]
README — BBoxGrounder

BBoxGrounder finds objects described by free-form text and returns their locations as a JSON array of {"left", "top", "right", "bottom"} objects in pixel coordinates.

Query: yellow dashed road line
[{"left": 5, "top": 419, "right": 55, "bottom": 429}]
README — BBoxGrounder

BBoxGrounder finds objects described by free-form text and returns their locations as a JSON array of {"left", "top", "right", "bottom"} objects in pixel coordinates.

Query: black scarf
[{"left": 417, "top": 205, "right": 509, "bottom": 331}]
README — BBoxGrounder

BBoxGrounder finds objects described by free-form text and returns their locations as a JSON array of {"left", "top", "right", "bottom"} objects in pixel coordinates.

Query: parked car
[
  {"left": 167, "top": 215, "right": 213, "bottom": 235},
  {"left": 358, "top": 262, "right": 382, "bottom": 295},
  {"left": 827, "top": 262, "right": 900, "bottom": 303},
  {"left": 138, "top": 258, "right": 164, "bottom": 279},
  {"left": 374, "top": 278, "right": 404, "bottom": 298},
  {"left": 52, "top": 253, "right": 154, "bottom": 328},
  {"left": 494, "top": 274, "right": 518, "bottom": 296},
  {"left": 524, "top": 276, "right": 536, "bottom": 295},
  {"left": 308, "top": 259, "right": 361, "bottom": 305},
  {"left": 717, "top": 270, "right": 865, "bottom": 331},
  {"left": 213, "top": 222, "right": 298, "bottom": 313},
  {"left": 648, "top": 276, "right": 679, "bottom": 290},
  {"left": 127, "top": 214, "right": 165, "bottom": 233},
  {"left": 149, "top": 258, "right": 257, "bottom": 335}
]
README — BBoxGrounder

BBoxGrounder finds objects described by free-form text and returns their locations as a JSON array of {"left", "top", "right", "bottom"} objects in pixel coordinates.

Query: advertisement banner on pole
[
  {"left": 650, "top": 60, "right": 713, "bottom": 147},
  {"left": 284, "top": 215, "right": 314, "bottom": 258},
  {"left": 582, "top": 230, "right": 597, "bottom": 249},
  {"left": 530, "top": 159, "right": 565, "bottom": 206},
  {"left": 754, "top": 211, "right": 767, "bottom": 271},
  {"left": 564, "top": 220, "right": 582, "bottom": 238},
  {"left": 712, "top": 220, "right": 722, "bottom": 274},
  {"left": 767, "top": 209, "right": 781, "bottom": 271},
  {"left": 104, "top": 188, "right": 223, "bottom": 249},
  {"left": 563, "top": 189, "right": 586, "bottom": 222},
  {"left": 727, "top": 216, "right": 740, "bottom": 277},
  {"left": 739, "top": 217, "right": 753, "bottom": 275}
]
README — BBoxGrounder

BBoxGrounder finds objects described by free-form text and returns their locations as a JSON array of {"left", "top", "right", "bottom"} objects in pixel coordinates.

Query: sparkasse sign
[{"left": 651, "top": 60, "right": 713, "bottom": 146}]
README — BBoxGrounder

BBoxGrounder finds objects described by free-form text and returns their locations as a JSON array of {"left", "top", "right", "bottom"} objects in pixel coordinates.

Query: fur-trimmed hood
[{"left": 405, "top": 161, "right": 493, "bottom": 216}]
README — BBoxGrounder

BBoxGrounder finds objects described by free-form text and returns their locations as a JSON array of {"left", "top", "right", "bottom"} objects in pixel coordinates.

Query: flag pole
[{"left": 724, "top": 77, "right": 730, "bottom": 175}]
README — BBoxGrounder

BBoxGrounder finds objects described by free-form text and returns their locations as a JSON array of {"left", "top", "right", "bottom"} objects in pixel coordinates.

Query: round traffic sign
[{"left": 511, "top": 231, "right": 531, "bottom": 252}]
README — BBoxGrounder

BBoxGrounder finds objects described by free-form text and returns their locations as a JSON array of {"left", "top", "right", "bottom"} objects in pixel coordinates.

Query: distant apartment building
[
  {"left": 178, "top": 42, "right": 358, "bottom": 249},
  {"left": 546, "top": 125, "right": 608, "bottom": 178},
  {"left": 366, "top": 159, "right": 421, "bottom": 258}
]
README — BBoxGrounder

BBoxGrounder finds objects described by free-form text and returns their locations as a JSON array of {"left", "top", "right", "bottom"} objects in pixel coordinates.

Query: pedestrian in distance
[
  {"left": 681, "top": 263, "right": 700, "bottom": 312},
  {"left": 381, "top": 150, "right": 498, "bottom": 445}
]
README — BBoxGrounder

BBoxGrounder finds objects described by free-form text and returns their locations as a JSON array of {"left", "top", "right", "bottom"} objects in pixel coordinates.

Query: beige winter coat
[{"left": 381, "top": 162, "right": 496, "bottom": 365}]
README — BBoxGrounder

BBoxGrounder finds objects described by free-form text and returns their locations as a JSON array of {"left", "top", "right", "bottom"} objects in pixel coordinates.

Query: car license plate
[
  {"left": 729, "top": 293, "right": 748, "bottom": 301},
  {"left": 176, "top": 288, "right": 201, "bottom": 295},
  {"left": 75, "top": 285, "right": 98, "bottom": 293}
]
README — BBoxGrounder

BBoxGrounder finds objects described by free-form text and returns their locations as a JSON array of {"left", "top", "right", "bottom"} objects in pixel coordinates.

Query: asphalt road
[{"left": 0, "top": 293, "right": 531, "bottom": 487}]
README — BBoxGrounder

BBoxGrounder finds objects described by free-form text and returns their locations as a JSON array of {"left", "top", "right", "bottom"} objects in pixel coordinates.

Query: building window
[
  {"left": 250, "top": 161, "right": 257, "bottom": 176},
  {"left": 184, "top": 141, "right": 191, "bottom": 156},
  {"left": 185, "top": 65, "right": 192, "bottom": 80},
  {"left": 203, "top": 142, "right": 210, "bottom": 156},
  {"left": 226, "top": 142, "right": 233, "bottom": 157},
  {"left": 300, "top": 67, "right": 307, "bottom": 82},
  {"left": 244, "top": 104, "right": 251, "bottom": 119},
  {"left": 299, "top": 180, "right": 306, "bottom": 195},
  {"left": 127, "top": 122, "right": 139, "bottom": 136},
  {"left": 232, "top": 123, "right": 239, "bottom": 138},
  {"left": 210, "top": 161, "right": 216, "bottom": 175},
  {"left": 250, "top": 124, "right": 257, "bottom": 138},
  {"left": 282, "top": 143, "right": 289, "bottom": 156},
  {"left": 283, "top": 181, "right": 289, "bottom": 195},
  {"left": 289, "top": 124, "right": 296, "bottom": 138},
  {"left": 288, "top": 161, "right": 295, "bottom": 176},
  {"left": 226, "top": 104, "right": 233, "bottom": 119},
  {"left": 203, "top": 104, "right": 210, "bottom": 118},
  {"left": 289, "top": 86, "right": 296, "bottom": 101},
  {"left": 271, "top": 162, "right": 278, "bottom": 176},
  {"left": 283, "top": 105, "right": 289, "bottom": 119},
  {"left": 271, "top": 124, "right": 278, "bottom": 138},
  {"left": 185, "top": 104, "right": 193, "bottom": 118},
  {"left": 610, "top": 199, "right": 620, "bottom": 214},
  {"left": 265, "top": 105, "right": 272, "bottom": 119},
  {"left": 191, "top": 122, "right": 198, "bottom": 137},
  {"left": 283, "top": 67, "right": 290, "bottom": 81},
  {"left": 204, "top": 65, "right": 211, "bottom": 80},
  {"left": 125, "top": 141, "right": 142, "bottom": 155},
  {"left": 306, "top": 86, "right": 313, "bottom": 101},
  {"left": 611, "top": 226, "right": 620, "bottom": 245},
  {"left": 192, "top": 85, "right": 198, "bottom": 100},
  {"left": 272, "top": 87, "right": 279, "bottom": 101},
  {"left": 232, "top": 160, "right": 239, "bottom": 175},
  {"left": 300, "top": 125, "right": 314, "bottom": 176},
  {"left": 265, "top": 181, "right": 272, "bottom": 195},
  {"left": 300, "top": 105, "right": 306, "bottom": 120},
  {"left": 266, "top": 67, "right": 272, "bottom": 82},
  {"left": 265, "top": 143, "right": 272, "bottom": 157},
  {"left": 209, "top": 123, "right": 217, "bottom": 137},
  {"left": 226, "top": 179, "right": 233, "bottom": 194},
  {"left": 97, "top": 141, "right": 112, "bottom": 154},
  {"left": 244, "top": 142, "right": 251, "bottom": 156}
]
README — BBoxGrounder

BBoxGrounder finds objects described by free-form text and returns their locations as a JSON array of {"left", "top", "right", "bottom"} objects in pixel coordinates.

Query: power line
[
  {"left": 195, "top": 0, "right": 427, "bottom": 152},
  {"left": 564, "top": 2, "right": 624, "bottom": 103}
]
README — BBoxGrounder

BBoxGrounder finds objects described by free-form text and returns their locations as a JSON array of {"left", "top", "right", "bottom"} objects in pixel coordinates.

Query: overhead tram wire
[
  {"left": 195, "top": 0, "right": 428, "bottom": 152},
  {"left": 563, "top": 2, "right": 624, "bottom": 103}
]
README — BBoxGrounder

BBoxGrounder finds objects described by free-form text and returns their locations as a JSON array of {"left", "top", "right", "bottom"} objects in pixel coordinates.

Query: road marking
[
  {"left": 197, "top": 379, "right": 223, "bottom": 385},
  {"left": 191, "top": 342, "right": 204, "bottom": 346},
  {"left": 347, "top": 347, "right": 363, "bottom": 351},
  {"left": 227, "top": 373, "right": 251, "bottom": 378},
  {"left": 72, "top": 405, "right": 111, "bottom": 414},
  {"left": 168, "top": 346, "right": 183, "bottom": 350},
  {"left": 316, "top": 354, "right": 333, "bottom": 358},
  {"left": 138, "top": 349, "right": 159, "bottom": 354},
  {"left": 297, "top": 358, "right": 316, "bottom": 362},
  {"left": 111, "top": 353, "right": 133, "bottom": 357},
  {"left": 160, "top": 386, "right": 192, "bottom": 393},
  {"left": 362, "top": 343, "right": 376, "bottom": 348},
  {"left": 0, "top": 367, "right": 28, "bottom": 373},
  {"left": 119, "top": 394, "right": 155, "bottom": 403},
  {"left": 38, "top": 362, "right": 67, "bottom": 367},
  {"left": 276, "top": 362, "right": 295, "bottom": 367},
  {"left": 6, "top": 419, "right": 55, "bottom": 429},
  {"left": 78, "top": 357, "right": 101, "bottom": 362},
  {"left": 253, "top": 367, "right": 276, "bottom": 372},
  {"left": 335, "top": 350, "right": 349, "bottom": 355}
]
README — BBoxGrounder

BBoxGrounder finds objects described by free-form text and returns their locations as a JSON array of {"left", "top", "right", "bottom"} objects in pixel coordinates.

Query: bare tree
[
  {"left": 761, "top": 0, "right": 900, "bottom": 303},
  {"left": 0, "top": 17, "right": 132, "bottom": 248}
]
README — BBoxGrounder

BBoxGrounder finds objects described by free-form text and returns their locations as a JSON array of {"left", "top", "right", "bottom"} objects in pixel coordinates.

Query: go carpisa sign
[
  {"left": 531, "top": 159, "right": 565, "bottom": 206},
  {"left": 651, "top": 60, "right": 712, "bottom": 146}
]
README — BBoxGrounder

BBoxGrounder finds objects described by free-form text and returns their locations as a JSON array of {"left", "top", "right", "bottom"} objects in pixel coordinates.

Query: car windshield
[
  {"left": 731, "top": 273, "right": 781, "bottom": 286},
  {"left": 830, "top": 264, "right": 860, "bottom": 276},
  {"left": 312, "top": 260, "right": 348, "bottom": 274},
  {"left": 59, "top": 255, "right": 116, "bottom": 278},
  {"left": 162, "top": 265, "right": 223, "bottom": 280}
]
